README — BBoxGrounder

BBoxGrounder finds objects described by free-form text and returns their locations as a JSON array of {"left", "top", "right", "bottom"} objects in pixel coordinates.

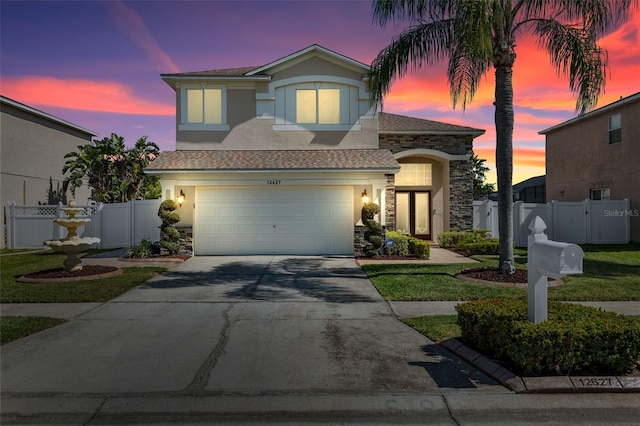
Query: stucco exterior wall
[
  {"left": 177, "top": 115, "right": 379, "bottom": 150},
  {"left": 545, "top": 97, "right": 640, "bottom": 242},
  {"left": 270, "top": 56, "right": 363, "bottom": 83},
  {"left": 1, "top": 103, "right": 94, "bottom": 248}
]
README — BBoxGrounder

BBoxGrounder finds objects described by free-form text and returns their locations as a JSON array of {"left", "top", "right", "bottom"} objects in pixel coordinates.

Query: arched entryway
[{"left": 394, "top": 149, "right": 453, "bottom": 242}]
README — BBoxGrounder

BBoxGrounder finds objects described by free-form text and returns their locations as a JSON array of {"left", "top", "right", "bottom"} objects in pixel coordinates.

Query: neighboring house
[
  {"left": 540, "top": 91, "right": 640, "bottom": 242},
  {"left": 513, "top": 175, "right": 546, "bottom": 203},
  {"left": 1, "top": 96, "right": 96, "bottom": 249},
  {"left": 147, "top": 45, "right": 484, "bottom": 255}
]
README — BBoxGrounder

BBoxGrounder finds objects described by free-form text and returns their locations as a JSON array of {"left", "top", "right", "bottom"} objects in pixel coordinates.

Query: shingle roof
[
  {"left": 162, "top": 66, "right": 263, "bottom": 78},
  {"left": 1, "top": 95, "right": 98, "bottom": 137},
  {"left": 379, "top": 112, "right": 485, "bottom": 135},
  {"left": 146, "top": 149, "right": 400, "bottom": 173}
]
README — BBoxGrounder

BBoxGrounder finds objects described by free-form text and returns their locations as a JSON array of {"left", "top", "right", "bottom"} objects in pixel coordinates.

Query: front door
[{"left": 396, "top": 191, "right": 431, "bottom": 240}]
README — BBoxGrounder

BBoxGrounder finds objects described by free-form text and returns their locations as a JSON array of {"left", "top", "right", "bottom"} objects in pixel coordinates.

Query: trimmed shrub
[
  {"left": 361, "top": 202, "right": 383, "bottom": 257},
  {"left": 438, "top": 231, "right": 469, "bottom": 249},
  {"left": 438, "top": 229, "right": 499, "bottom": 256},
  {"left": 408, "top": 237, "right": 430, "bottom": 259},
  {"left": 456, "top": 298, "right": 640, "bottom": 376},
  {"left": 158, "top": 199, "right": 181, "bottom": 255},
  {"left": 385, "top": 231, "right": 410, "bottom": 256},
  {"left": 457, "top": 238, "right": 500, "bottom": 256}
]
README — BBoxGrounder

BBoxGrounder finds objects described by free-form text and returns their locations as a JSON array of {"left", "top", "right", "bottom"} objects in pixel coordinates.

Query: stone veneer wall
[
  {"left": 449, "top": 160, "right": 473, "bottom": 231},
  {"left": 379, "top": 133, "right": 474, "bottom": 232},
  {"left": 384, "top": 174, "right": 395, "bottom": 230}
]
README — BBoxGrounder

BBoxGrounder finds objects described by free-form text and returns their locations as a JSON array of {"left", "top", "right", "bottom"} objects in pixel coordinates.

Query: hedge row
[
  {"left": 438, "top": 229, "right": 499, "bottom": 256},
  {"left": 456, "top": 298, "right": 640, "bottom": 376},
  {"left": 385, "top": 231, "right": 430, "bottom": 259}
]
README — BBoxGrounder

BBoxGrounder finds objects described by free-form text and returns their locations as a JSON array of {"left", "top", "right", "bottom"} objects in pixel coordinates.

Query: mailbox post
[{"left": 527, "top": 217, "right": 584, "bottom": 323}]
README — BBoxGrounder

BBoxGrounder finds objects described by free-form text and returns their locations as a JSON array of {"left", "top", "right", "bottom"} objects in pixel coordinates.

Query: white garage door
[{"left": 195, "top": 186, "right": 353, "bottom": 255}]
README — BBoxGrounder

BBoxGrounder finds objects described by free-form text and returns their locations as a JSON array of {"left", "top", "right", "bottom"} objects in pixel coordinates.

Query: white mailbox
[
  {"left": 529, "top": 240, "right": 584, "bottom": 279},
  {"left": 527, "top": 217, "right": 584, "bottom": 323}
]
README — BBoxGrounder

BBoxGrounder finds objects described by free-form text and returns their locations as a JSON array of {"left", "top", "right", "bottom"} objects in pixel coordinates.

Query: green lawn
[
  {"left": 0, "top": 316, "right": 67, "bottom": 345},
  {"left": 362, "top": 243, "right": 640, "bottom": 301},
  {"left": 0, "top": 250, "right": 166, "bottom": 342},
  {"left": 363, "top": 243, "right": 640, "bottom": 343},
  {"left": 1, "top": 251, "right": 165, "bottom": 303}
]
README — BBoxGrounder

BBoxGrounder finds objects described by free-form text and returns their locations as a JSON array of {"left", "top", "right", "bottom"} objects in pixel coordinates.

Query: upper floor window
[
  {"left": 608, "top": 113, "right": 621, "bottom": 144},
  {"left": 296, "top": 89, "right": 340, "bottom": 124},
  {"left": 272, "top": 81, "right": 362, "bottom": 131},
  {"left": 180, "top": 84, "right": 229, "bottom": 131},
  {"left": 187, "top": 88, "right": 221, "bottom": 124},
  {"left": 396, "top": 163, "right": 433, "bottom": 186}
]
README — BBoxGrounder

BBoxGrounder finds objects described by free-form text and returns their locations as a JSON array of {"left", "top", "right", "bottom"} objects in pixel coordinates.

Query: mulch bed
[
  {"left": 357, "top": 255, "right": 422, "bottom": 261},
  {"left": 21, "top": 265, "right": 119, "bottom": 279},
  {"left": 457, "top": 267, "right": 529, "bottom": 284},
  {"left": 122, "top": 253, "right": 192, "bottom": 261}
]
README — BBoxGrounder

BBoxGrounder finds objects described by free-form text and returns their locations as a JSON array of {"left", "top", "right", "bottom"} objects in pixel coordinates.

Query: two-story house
[
  {"left": 146, "top": 45, "right": 484, "bottom": 255},
  {"left": 540, "top": 92, "right": 639, "bottom": 242}
]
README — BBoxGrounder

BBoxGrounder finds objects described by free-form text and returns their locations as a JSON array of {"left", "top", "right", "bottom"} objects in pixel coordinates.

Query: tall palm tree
[{"left": 369, "top": 0, "right": 637, "bottom": 272}]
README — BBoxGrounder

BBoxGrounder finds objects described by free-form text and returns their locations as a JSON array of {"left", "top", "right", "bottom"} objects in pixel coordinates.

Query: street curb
[{"left": 440, "top": 338, "right": 640, "bottom": 394}]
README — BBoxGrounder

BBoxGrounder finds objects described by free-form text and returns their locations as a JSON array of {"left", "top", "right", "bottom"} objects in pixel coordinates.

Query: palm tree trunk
[{"left": 494, "top": 63, "right": 514, "bottom": 272}]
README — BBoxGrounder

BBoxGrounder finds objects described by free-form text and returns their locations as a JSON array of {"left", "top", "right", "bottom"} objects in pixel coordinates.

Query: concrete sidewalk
[{"left": 3, "top": 300, "right": 638, "bottom": 320}]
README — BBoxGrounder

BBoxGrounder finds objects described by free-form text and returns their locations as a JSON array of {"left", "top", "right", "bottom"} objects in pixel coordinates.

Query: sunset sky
[{"left": 2, "top": 0, "right": 638, "bottom": 186}]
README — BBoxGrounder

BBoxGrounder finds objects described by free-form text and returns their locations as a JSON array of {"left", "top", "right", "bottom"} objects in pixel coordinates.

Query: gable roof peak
[{"left": 245, "top": 44, "right": 370, "bottom": 76}]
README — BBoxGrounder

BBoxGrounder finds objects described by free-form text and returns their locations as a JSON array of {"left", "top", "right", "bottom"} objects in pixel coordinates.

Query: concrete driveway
[{"left": 1, "top": 255, "right": 504, "bottom": 397}]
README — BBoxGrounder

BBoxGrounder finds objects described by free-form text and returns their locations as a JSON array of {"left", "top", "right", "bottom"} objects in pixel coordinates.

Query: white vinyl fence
[
  {"left": 6, "top": 200, "right": 161, "bottom": 249},
  {"left": 474, "top": 199, "right": 632, "bottom": 247}
]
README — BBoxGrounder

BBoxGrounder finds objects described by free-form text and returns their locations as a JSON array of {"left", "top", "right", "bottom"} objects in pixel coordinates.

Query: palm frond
[
  {"left": 534, "top": 19, "right": 608, "bottom": 113},
  {"left": 368, "top": 19, "right": 455, "bottom": 107},
  {"left": 372, "top": 0, "right": 454, "bottom": 26},
  {"left": 516, "top": 0, "right": 638, "bottom": 36}
]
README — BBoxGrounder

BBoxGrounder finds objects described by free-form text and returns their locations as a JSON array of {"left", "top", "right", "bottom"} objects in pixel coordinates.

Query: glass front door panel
[
  {"left": 395, "top": 191, "right": 431, "bottom": 239},
  {"left": 415, "top": 193, "right": 430, "bottom": 235},
  {"left": 396, "top": 193, "right": 410, "bottom": 234}
]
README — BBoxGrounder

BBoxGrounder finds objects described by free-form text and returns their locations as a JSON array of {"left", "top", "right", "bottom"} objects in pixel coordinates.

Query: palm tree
[{"left": 369, "top": 0, "right": 637, "bottom": 273}]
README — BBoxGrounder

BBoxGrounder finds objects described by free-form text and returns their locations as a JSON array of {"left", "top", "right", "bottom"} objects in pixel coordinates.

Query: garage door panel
[{"left": 195, "top": 186, "right": 353, "bottom": 255}]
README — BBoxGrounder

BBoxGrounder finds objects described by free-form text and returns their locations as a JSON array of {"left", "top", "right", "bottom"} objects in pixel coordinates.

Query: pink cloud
[{"left": 1, "top": 76, "right": 174, "bottom": 116}]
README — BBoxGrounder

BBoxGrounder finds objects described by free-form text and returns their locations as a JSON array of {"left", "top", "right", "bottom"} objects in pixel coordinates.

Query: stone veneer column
[
  {"left": 449, "top": 160, "right": 473, "bottom": 231},
  {"left": 384, "top": 174, "right": 395, "bottom": 230}
]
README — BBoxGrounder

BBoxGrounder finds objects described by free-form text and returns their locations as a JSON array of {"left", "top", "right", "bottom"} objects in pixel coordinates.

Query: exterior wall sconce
[
  {"left": 361, "top": 189, "right": 369, "bottom": 204},
  {"left": 177, "top": 190, "right": 186, "bottom": 207}
]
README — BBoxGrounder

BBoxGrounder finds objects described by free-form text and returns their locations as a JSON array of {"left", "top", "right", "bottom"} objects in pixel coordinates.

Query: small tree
[
  {"left": 157, "top": 200, "right": 181, "bottom": 255},
  {"left": 472, "top": 154, "right": 496, "bottom": 199},
  {"left": 63, "top": 133, "right": 160, "bottom": 203},
  {"left": 361, "top": 202, "right": 384, "bottom": 257}
]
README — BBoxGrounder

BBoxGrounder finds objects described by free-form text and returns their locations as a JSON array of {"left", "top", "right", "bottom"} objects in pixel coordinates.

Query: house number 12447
[{"left": 267, "top": 180, "right": 281, "bottom": 185}]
